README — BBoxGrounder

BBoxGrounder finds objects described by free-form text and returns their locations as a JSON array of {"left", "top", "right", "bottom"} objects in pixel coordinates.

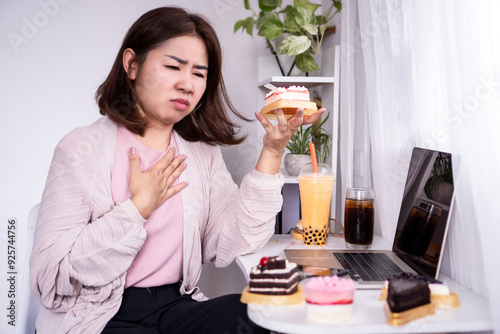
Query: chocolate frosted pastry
[
  {"left": 386, "top": 272, "right": 450, "bottom": 295},
  {"left": 387, "top": 272, "right": 440, "bottom": 284},
  {"left": 387, "top": 278, "right": 431, "bottom": 313},
  {"left": 381, "top": 271, "right": 459, "bottom": 310}
]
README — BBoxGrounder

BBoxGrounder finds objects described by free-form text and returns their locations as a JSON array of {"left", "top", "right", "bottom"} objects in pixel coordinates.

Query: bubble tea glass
[
  {"left": 344, "top": 188, "right": 375, "bottom": 249},
  {"left": 298, "top": 163, "right": 335, "bottom": 246}
]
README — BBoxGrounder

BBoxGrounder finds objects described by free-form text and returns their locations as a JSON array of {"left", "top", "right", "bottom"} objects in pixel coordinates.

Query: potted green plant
[
  {"left": 234, "top": 0, "right": 342, "bottom": 75},
  {"left": 284, "top": 113, "right": 332, "bottom": 175},
  {"left": 424, "top": 153, "right": 454, "bottom": 204}
]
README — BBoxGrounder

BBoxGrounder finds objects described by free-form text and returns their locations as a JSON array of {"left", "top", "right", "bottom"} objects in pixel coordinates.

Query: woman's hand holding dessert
[{"left": 255, "top": 107, "right": 326, "bottom": 175}]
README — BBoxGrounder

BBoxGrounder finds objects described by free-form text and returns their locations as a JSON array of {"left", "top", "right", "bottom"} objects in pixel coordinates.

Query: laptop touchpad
[{"left": 284, "top": 249, "right": 341, "bottom": 269}]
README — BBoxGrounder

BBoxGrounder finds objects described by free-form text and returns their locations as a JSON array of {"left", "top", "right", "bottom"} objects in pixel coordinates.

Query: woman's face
[{"left": 126, "top": 35, "right": 208, "bottom": 129}]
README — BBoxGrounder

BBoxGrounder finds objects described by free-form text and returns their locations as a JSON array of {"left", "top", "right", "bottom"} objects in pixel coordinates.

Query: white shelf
[
  {"left": 258, "top": 76, "right": 335, "bottom": 88},
  {"left": 280, "top": 168, "right": 299, "bottom": 184}
]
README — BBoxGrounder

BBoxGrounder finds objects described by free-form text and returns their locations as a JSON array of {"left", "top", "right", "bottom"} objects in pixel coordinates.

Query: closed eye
[{"left": 165, "top": 65, "right": 179, "bottom": 71}]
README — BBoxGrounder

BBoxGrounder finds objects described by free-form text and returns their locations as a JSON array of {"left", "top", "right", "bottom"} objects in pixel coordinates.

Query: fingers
[
  {"left": 255, "top": 111, "right": 275, "bottom": 133},
  {"left": 255, "top": 110, "right": 269, "bottom": 125},
  {"left": 302, "top": 108, "right": 326, "bottom": 125},
  {"left": 162, "top": 154, "right": 186, "bottom": 179},
  {"left": 274, "top": 108, "right": 290, "bottom": 132},
  {"left": 148, "top": 147, "right": 185, "bottom": 175},
  {"left": 165, "top": 160, "right": 187, "bottom": 187},
  {"left": 257, "top": 107, "right": 326, "bottom": 134},
  {"left": 129, "top": 147, "right": 141, "bottom": 177},
  {"left": 289, "top": 108, "right": 304, "bottom": 130},
  {"left": 165, "top": 181, "right": 189, "bottom": 199},
  {"left": 257, "top": 109, "right": 301, "bottom": 133},
  {"left": 151, "top": 147, "right": 176, "bottom": 172},
  {"left": 156, "top": 159, "right": 187, "bottom": 207}
]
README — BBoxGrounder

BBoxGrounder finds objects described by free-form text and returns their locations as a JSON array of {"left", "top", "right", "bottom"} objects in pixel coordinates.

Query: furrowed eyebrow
[{"left": 166, "top": 55, "right": 208, "bottom": 71}]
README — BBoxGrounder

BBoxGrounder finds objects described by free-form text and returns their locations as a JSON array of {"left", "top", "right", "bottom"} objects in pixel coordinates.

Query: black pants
[{"left": 101, "top": 283, "right": 269, "bottom": 334}]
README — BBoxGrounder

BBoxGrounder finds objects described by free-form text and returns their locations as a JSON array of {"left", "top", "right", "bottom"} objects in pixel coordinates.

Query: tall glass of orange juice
[{"left": 298, "top": 163, "right": 335, "bottom": 246}]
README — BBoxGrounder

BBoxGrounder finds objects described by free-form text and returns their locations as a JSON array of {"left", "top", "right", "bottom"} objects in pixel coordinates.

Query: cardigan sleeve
[
  {"left": 30, "top": 128, "right": 147, "bottom": 311},
  {"left": 201, "top": 146, "right": 284, "bottom": 267}
]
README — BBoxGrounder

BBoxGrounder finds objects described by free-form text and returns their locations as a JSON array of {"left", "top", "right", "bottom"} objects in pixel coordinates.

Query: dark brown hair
[{"left": 96, "top": 6, "right": 249, "bottom": 145}]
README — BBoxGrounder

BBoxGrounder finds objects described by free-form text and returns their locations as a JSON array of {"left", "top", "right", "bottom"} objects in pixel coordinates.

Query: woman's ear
[{"left": 123, "top": 48, "right": 137, "bottom": 80}]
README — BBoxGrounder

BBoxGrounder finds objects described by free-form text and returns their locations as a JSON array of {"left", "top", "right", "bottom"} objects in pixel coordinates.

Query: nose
[{"left": 176, "top": 70, "right": 193, "bottom": 94}]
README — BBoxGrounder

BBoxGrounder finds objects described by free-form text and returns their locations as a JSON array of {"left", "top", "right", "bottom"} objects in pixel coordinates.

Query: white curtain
[{"left": 340, "top": 0, "right": 500, "bottom": 332}]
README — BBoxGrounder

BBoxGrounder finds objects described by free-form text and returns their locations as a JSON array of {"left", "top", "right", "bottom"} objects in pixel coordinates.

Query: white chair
[{"left": 16, "top": 204, "right": 41, "bottom": 334}]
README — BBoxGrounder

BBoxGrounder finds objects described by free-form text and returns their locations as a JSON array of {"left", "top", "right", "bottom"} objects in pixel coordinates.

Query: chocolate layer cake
[
  {"left": 249, "top": 256, "right": 299, "bottom": 295},
  {"left": 387, "top": 278, "right": 431, "bottom": 313}
]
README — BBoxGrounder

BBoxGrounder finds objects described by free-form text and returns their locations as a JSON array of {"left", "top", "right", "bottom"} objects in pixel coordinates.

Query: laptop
[{"left": 285, "top": 147, "right": 455, "bottom": 289}]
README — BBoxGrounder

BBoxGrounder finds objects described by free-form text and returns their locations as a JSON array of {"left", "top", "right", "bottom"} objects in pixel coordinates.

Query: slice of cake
[
  {"left": 380, "top": 272, "right": 460, "bottom": 308},
  {"left": 303, "top": 275, "right": 356, "bottom": 324},
  {"left": 260, "top": 85, "right": 318, "bottom": 120},
  {"left": 241, "top": 256, "right": 305, "bottom": 305},
  {"left": 387, "top": 278, "right": 431, "bottom": 313},
  {"left": 248, "top": 256, "right": 299, "bottom": 295},
  {"left": 384, "top": 278, "right": 436, "bottom": 326}
]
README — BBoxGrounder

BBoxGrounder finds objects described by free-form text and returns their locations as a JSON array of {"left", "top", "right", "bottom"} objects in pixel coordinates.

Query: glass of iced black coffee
[
  {"left": 344, "top": 188, "right": 375, "bottom": 249},
  {"left": 397, "top": 199, "right": 442, "bottom": 257}
]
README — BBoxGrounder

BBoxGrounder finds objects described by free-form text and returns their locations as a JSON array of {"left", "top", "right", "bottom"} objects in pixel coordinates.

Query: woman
[{"left": 30, "top": 6, "right": 325, "bottom": 334}]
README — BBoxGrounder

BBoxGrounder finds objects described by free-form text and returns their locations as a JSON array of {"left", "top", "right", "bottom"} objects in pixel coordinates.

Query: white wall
[
  {"left": 0, "top": 1, "right": 269, "bottom": 333},
  {"left": 0, "top": 0, "right": 267, "bottom": 220}
]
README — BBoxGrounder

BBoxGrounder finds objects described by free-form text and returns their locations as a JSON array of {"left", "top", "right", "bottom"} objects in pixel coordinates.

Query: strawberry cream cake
[
  {"left": 261, "top": 85, "right": 318, "bottom": 120},
  {"left": 303, "top": 275, "right": 356, "bottom": 323}
]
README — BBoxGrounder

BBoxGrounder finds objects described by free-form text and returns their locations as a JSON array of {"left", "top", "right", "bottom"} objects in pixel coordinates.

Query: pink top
[{"left": 111, "top": 126, "right": 183, "bottom": 288}]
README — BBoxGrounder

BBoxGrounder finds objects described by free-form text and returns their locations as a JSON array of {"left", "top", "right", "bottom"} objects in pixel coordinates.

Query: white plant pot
[
  {"left": 273, "top": 36, "right": 304, "bottom": 76},
  {"left": 284, "top": 153, "right": 311, "bottom": 176}
]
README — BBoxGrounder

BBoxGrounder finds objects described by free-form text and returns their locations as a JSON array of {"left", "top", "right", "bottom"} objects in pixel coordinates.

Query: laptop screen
[{"left": 392, "top": 147, "right": 454, "bottom": 278}]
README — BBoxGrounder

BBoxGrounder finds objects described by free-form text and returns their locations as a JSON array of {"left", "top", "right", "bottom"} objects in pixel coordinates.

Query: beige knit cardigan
[{"left": 30, "top": 116, "right": 284, "bottom": 333}]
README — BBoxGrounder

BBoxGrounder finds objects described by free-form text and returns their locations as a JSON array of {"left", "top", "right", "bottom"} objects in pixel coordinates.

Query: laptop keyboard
[{"left": 334, "top": 252, "right": 404, "bottom": 282}]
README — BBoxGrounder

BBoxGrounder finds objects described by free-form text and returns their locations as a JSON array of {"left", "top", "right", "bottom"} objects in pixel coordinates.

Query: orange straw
[{"left": 309, "top": 142, "right": 318, "bottom": 174}]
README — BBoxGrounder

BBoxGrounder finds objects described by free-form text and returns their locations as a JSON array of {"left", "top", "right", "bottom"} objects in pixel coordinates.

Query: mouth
[{"left": 171, "top": 98, "right": 190, "bottom": 111}]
